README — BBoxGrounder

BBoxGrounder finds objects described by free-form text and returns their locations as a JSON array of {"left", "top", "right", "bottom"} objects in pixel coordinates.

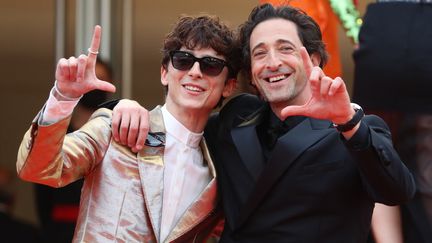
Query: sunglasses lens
[
  {"left": 170, "top": 51, "right": 227, "bottom": 76},
  {"left": 171, "top": 52, "right": 194, "bottom": 71},
  {"left": 201, "top": 58, "right": 225, "bottom": 76}
]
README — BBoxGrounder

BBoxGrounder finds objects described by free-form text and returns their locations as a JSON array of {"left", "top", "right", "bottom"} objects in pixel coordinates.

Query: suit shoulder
[
  {"left": 80, "top": 108, "right": 113, "bottom": 133},
  {"left": 219, "top": 93, "right": 263, "bottom": 127},
  {"left": 361, "top": 114, "right": 393, "bottom": 139},
  {"left": 221, "top": 93, "right": 262, "bottom": 114},
  {"left": 89, "top": 108, "right": 113, "bottom": 121},
  {"left": 363, "top": 114, "right": 390, "bottom": 129}
]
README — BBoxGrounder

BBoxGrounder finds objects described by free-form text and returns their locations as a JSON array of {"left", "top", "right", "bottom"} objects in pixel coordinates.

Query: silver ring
[{"left": 87, "top": 48, "right": 99, "bottom": 55}]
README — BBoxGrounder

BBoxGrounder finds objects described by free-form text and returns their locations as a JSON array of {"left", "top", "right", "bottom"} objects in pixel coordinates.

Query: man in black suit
[
  {"left": 111, "top": 4, "right": 415, "bottom": 242},
  {"left": 206, "top": 4, "right": 414, "bottom": 242}
]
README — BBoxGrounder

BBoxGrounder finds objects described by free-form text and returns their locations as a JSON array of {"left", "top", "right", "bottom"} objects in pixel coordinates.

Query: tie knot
[
  {"left": 266, "top": 120, "right": 287, "bottom": 149},
  {"left": 264, "top": 114, "right": 306, "bottom": 149}
]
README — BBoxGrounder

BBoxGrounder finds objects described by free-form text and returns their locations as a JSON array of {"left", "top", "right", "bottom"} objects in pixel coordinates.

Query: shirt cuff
[
  {"left": 42, "top": 87, "right": 80, "bottom": 124},
  {"left": 344, "top": 121, "right": 371, "bottom": 151}
]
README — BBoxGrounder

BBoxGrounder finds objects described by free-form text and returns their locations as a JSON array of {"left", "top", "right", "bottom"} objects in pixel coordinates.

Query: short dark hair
[
  {"left": 238, "top": 3, "right": 328, "bottom": 77},
  {"left": 161, "top": 15, "right": 240, "bottom": 80}
]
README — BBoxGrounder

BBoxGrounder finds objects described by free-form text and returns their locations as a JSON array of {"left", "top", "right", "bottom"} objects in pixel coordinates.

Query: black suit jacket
[{"left": 205, "top": 94, "right": 415, "bottom": 243}]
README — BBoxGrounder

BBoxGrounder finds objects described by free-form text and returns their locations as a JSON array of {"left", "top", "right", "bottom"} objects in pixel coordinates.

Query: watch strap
[{"left": 332, "top": 103, "right": 364, "bottom": 132}]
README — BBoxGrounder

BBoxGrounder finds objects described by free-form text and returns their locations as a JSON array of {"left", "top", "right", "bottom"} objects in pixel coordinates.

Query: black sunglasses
[{"left": 169, "top": 50, "right": 228, "bottom": 76}]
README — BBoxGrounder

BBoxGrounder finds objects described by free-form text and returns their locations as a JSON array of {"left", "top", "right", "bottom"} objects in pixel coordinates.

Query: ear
[
  {"left": 222, "top": 78, "right": 237, "bottom": 98},
  {"left": 160, "top": 66, "right": 168, "bottom": 86},
  {"left": 310, "top": 53, "right": 321, "bottom": 67}
]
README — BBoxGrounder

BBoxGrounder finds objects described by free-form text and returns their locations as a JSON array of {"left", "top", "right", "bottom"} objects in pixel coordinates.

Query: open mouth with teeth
[
  {"left": 265, "top": 74, "right": 290, "bottom": 83},
  {"left": 183, "top": 84, "right": 204, "bottom": 92}
]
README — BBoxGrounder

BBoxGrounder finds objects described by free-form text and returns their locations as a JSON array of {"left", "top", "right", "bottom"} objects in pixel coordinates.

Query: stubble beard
[{"left": 261, "top": 77, "right": 300, "bottom": 105}]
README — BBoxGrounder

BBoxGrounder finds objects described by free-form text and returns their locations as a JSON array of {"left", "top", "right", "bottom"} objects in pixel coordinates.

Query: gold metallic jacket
[{"left": 17, "top": 106, "right": 221, "bottom": 243}]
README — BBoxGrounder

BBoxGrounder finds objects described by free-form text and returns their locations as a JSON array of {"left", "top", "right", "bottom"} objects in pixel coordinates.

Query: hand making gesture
[
  {"left": 55, "top": 25, "right": 116, "bottom": 99},
  {"left": 281, "top": 47, "right": 357, "bottom": 133}
]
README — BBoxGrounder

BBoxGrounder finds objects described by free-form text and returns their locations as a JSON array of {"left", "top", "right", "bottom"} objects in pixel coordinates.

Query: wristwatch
[{"left": 332, "top": 103, "right": 364, "bottom": 132}]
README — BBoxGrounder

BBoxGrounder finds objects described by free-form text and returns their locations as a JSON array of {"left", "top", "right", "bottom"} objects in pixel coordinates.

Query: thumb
[
  {"left": 93, "top": 80, "right": 116, "bottom": 93},
  {"left": 280, "top": 105, "right": 308, "bottom": 119}
]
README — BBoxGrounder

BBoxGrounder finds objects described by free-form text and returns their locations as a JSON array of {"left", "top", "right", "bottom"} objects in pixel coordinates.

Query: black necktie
[{"left": 266, "top": 120, "right": 287, "bottom": 149}]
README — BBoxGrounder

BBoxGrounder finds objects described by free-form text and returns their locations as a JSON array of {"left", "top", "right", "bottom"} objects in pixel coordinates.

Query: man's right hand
[
  {"left": 112, "top": 99, "right": 149, "bottom": 153},
  {"left": 55, "top": 25, "right": 115, "bottom": 99}
]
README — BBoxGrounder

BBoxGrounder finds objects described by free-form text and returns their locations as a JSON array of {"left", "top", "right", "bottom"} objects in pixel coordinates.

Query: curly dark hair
[
  {"left": 238, "top": 3, "right": 328, "bottom": 78},
  {"left": 162, "top": 15, "right": 240, "bottom": 80}
]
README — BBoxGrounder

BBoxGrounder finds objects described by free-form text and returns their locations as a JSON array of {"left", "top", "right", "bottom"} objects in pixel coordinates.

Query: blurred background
[{"left": 0, "top": 0, "right": 372, "bottom": 227}]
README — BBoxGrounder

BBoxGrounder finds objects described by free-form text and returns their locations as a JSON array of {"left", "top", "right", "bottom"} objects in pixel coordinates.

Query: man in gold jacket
[{"left": 16, "top": 15, "right": 238, "bottom": 243}]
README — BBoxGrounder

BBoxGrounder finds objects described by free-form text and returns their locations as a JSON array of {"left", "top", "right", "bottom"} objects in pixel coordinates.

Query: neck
[
  {"left": 269, "top": 102, "right": 288, "bottom": 121},
  {"left": 164, "top": 104, "right": 210, "bottom": 133}
]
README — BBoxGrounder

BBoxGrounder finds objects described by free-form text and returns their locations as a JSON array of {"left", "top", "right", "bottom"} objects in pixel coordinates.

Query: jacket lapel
[
  {"left": 236, "top": 118, "right": 333, "bottom": 228},
  {"left": 137, "top": 106, "right": 166, "bottom": 241},
  {"left": 230, "top": 106, "right": 267, "bottom": 181},
  {"left": 231, "top": 126, "right": 265, "bottom": 181},
  {"left": 166, "top": 137, "right": 218, "bottom": 242}
]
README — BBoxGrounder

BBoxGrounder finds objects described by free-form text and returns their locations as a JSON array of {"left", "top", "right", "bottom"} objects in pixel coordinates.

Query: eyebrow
[
  {"left": 181, "top": 49, "right": 226, "bottom": 61},
  {"left": 251, "top": 39, "right": 296, "bottom": 53}
]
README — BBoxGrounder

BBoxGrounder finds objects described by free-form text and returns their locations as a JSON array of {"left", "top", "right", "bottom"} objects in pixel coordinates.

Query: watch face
[{"left": 351, "top": 103, "right": 362, "bottom": 111}]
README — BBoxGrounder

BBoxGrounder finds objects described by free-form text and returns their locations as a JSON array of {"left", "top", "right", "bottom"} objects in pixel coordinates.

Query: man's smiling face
[
  {"left": 250, "top": 18, "right": 310, "bottom": 107},
  {"left": 161, "top": 46, "right": 232, "bottom": 116}
]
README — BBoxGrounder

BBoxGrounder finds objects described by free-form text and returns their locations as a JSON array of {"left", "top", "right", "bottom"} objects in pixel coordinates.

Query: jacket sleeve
[
  {"left": 348, "top": 115, "right": 416, "bottom": 205},
  {"left": 16, "top": 108, "right": 113, "bottom": 188}
]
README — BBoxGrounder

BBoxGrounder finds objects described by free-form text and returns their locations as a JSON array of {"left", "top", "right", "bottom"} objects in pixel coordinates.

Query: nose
[
  {"left": 187, "top": 61, "right": 203, "bottom": 79},
  {"left": 266, "top": 50, "right": 282, "bottom": 71}
]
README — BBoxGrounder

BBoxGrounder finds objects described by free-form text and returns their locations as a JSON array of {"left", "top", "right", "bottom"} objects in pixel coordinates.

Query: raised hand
[
  {"left": 55, "top": 25, "right": 116, "bottom": 99},
  {"left": 280, "top": 47, "right": 354, "bottom": 125},
  {"left": 112, "top": 99, "right": 149, "bottom": 153}
]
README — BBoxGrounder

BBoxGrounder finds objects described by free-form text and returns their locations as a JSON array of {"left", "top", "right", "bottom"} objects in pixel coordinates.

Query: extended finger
[
  {"left": 76, "top": 54, "right": 87, "bottom": 82},
  {"left": 93, "top": 80, "right": 116, "bottom": 93},
  {"left": 300, "top": 47, "right": 314, "bottom": 79},
  {"left": 280, "top": 104, "right": 308, "bottom": 119},
  {"left": 87, "top": 25, "right": 101, "bottom": 64}
]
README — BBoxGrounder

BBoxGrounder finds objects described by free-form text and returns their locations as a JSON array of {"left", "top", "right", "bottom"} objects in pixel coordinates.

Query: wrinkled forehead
[{"left": 250, "top": 18, "right": 302, "bottom": 49}]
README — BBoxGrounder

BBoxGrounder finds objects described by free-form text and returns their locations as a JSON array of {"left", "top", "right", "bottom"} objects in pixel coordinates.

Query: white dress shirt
[
  {"left": 159, "top": 105, "right": 210, "bottom": 242},
  {"left": 42, "top": 88, "right": 79, "bottom": 123},
  {"left": 42, "top": 89, "right": 211, "bottom": 242}
]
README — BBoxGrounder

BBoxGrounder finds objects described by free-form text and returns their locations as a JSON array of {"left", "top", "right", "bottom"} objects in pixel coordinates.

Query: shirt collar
[{"left": 161, "top": 105, "right": 203, "bottom": 148}]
